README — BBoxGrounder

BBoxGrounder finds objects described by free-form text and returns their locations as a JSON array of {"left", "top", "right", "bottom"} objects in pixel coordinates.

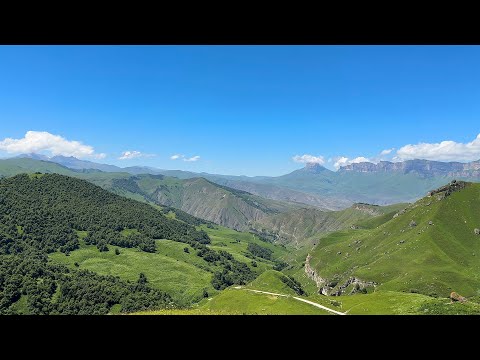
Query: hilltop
[{"left": 306, "top": 180, "right": 480, "bottom": 298}]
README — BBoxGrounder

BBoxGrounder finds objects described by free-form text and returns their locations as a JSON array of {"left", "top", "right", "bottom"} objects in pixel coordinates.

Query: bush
[
  {"left": 247, "top": 243, "right": 273, "bottom": 260},
  {"left": 184, "top": 247, "right": 190, "bottom": 253},
  {"left": 251, "top": 261, "right": 257, "bottom": 267},
  {"left": 273, "top": 261, "right": 288, "bottom": 271},
  {"left": 97, "top": 241, "right": 109, "bottom": 252},
  {"left": 115, "top": 248, "right": 120, "bottom": 255}
]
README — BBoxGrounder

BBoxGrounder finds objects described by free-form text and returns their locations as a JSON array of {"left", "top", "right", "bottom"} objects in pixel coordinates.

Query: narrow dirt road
[{"left": 234, "top": 287, "right": 346, "bottom": 315}]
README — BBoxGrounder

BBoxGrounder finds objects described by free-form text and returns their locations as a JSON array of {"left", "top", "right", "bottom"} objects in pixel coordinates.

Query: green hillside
[
  {"left": 83, "top": 173, "right": 306, "bottom": 231},
  {"left": 50, "top": 225, "right": 290, "bottom": 305},
  {"left": 306, "top": 181, "right": 480, "bottom": 298},
  {"left": 0, "top": 158, "right": 75, "bottom": 177},
  {"left": 250, "top": 203, "right": 406, "bottom": 248},
  {"left": 132, "top": 175, "right": 302, "bottom": 231},
  {"left": 0, "top": 159, "right": 304, "bottom": 232},
  {"left": 0, "top": 174, "right": 291, "bottom": 314}
]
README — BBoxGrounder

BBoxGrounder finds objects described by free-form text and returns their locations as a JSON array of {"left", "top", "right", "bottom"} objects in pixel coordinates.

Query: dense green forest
[{"left": 0, "top": 174, "right": 255, "bottom": 314}]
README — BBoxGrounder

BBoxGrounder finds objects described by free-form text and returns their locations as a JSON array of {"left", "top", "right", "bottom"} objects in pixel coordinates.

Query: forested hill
[
  {"left": 0, "top": 173, "right": 210, "bottom": 253},
  {"left": 0, "top": 173, "right": 211, "bottom": 314}
]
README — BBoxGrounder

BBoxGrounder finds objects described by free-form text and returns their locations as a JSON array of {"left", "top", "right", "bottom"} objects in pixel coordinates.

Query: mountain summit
[{"left": 303, "top": 162, "right": 329, "bottom": 173}]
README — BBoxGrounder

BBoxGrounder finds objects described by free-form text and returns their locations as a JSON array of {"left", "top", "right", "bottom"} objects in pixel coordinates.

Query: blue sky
[{"left": 0, "top": 45, "right": 479, "bottom": 176}]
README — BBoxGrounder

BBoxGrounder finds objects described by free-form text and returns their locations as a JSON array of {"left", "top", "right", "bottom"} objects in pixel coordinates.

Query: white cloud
[
  {"left": 292, "top": 154, "right": 325, "bottom": 165},
  {"left": 0, "top": 131, "right": 105, "bottom": 159},
  {"left": 396, "top": 134, "right": 480, "bottom": 162},
  {"left": 171, "top": 154, "right": 200, "bottom": 162},
  {"left": 184, "top": 155, "right": 200, "bottom": 162},
  {"left": 380, "top": 148, "right": 394, "bottom": 156},
  {"left": 333, "top": 156, "right": 370, "bottom": 170},
  {"left": 118, "top": 150, "right": 155, "bottom": 160}
]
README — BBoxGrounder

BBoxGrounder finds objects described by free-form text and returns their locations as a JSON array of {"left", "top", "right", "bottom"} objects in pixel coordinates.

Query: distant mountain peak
[
  {"left": 15, "top": 153, "right": 50, "bottom": 161},
  {"left": 51, "top": 155, "right": 79, "bottom": 160},
  {"left": 304, "top": 162, "right": 327, "bottom": 173}
]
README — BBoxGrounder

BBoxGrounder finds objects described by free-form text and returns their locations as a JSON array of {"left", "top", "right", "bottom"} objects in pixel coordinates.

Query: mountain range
[
  {"left": 13, "top": 153, "right": 480, "bottom": 207},
  {"left": 2, "top": 155, "right": 480, "bottom": 314}
]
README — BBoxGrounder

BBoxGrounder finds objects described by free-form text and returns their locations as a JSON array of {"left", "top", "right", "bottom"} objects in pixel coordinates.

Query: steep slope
[
  {"left": 306, "top": 180, "right": 480, "bottom": 298},
  {"left": 0, "top": 159, "right": 304, "bottom": 231},
  {"left": 250, "top": 203, "right": 406, "bottom": 247},
  {"left": 118, "top": 175, "right": 303, "bottom": 231}
]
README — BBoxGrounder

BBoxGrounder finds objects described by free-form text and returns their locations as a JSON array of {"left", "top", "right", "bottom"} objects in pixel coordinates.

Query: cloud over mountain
[
  {"left": 0, "top": 131, "right": 105, "bottom": 159},
  {"left": 396, "top": 134, "right": 480, "bottom": 162},
  {"left": 333, "top": 156, "right": 370, "bottom": 170},
  {"left": 293, "top": 154, "right": 325, "bottom": 164}
]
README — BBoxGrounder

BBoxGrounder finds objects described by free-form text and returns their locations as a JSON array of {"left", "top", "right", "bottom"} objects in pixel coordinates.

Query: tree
[
  {"left": 138, "top": 273, "right": 148, "bottom": 285},
  {"left": 97, "top": 241, "right": 109, "bottom": 252},
  {"left": 115, "top": 248, "right": 120, "bottom": 255}
]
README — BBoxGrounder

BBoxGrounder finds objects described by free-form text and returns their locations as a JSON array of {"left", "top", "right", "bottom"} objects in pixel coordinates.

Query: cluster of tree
[
  {"left": 273, "top": 261, "right": 289, "bottom": 271},
  {"left": 0, "top": 174, "right": 216, "bottom": 314},
  {"left": 193, "top": 242, "right": 256, "bottom": 289},
  {"left": 0, "top": 174, "right": 210, "bottom": 256},
  {"left": 211, "top": 259, "right": 256, "bottom": 291},
  {"left": 247, "top": 243, "right": 273, "bottom": 260},
  {"left": 0, "top": 251, "right": 172, "bottom": 315},
  {"left": 0, "top": 174, "right": 264, "bottom": 313},
  {"left": 84, "top": 230, "right": 156, "bottom": 253},
  {"left": 111, "top": 177, "right": 144, "bottom": 195},
  {"left": 281, "top": 275, "right": 305, "bottom": 296}
]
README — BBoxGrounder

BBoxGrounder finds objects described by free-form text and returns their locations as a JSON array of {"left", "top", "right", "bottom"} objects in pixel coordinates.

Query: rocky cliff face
[
  {"left": 305, "top": 254, "right": 376, "bottom": 296},
  {"left": 338, "top": 159, "right": 480, "bottom": 178}
]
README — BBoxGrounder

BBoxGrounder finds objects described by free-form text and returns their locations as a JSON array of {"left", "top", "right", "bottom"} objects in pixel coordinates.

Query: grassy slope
[
  {"left": 49, "top": 225, "right": 290, "bottom": 306},
  {"left": 202, "top": 225, "right": 288, "bottom": 269},
  {"left": 308, "top": 183, "right": 480, "bottom": 298},
  {"left": 200, "top": 288, "right": 330, "bottom": 315},
  {"left": 135, "top": 271, "right": 331, "bottom": 315},
  {"left": 50, "top": 240, "right": 214, "bottom": 305},
  {"left": 134, "top": 175, "right": 302, "bottom": 231},
  {"left": 251, "top": 203, "right": 406, "bottom": 248}
]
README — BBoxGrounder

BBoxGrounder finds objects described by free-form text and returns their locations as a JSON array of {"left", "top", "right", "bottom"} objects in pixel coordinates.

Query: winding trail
[{"left": 233, "top": 287, "right": 346, "bottom": 315}]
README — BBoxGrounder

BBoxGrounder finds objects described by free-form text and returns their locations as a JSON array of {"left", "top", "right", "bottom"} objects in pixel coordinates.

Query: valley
[{"left": 1, "top": 158, "right": 480, "bottom": 315}]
